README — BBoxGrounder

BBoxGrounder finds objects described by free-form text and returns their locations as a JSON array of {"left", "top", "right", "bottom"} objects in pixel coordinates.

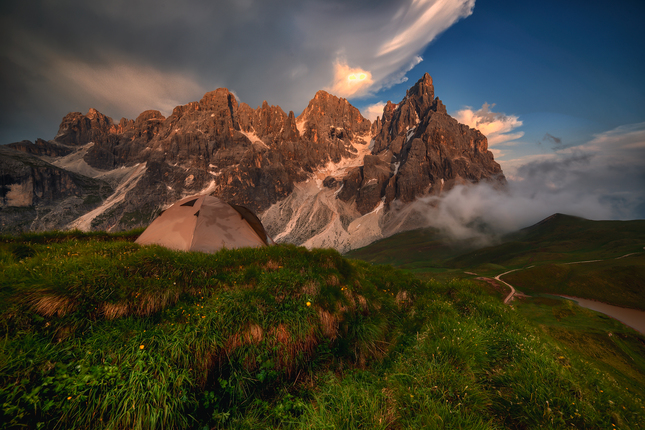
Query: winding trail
[{"left": 489, "top": 247, "right": 643, "bottom": 305}]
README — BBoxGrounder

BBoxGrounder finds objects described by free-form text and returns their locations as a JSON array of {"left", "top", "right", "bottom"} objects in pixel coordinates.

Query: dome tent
[{"left": 135, "top": 195, "right": 273, "bottom": 253}]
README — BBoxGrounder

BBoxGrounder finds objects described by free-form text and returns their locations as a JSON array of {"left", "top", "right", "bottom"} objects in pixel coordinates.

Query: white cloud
[
  {"left": 325, "top": 60, "right": 374, "bottom": 98},
  {"left": 362, "top": 101, "right": 386, "bottom": 122},
  {"left": 379, "top": 55, "right": 424, "bottom": 90},
  {"left": 296, "top": 0, "right": 475, "bottom": 101},
  {"left": 377, "top": 0, "right": 475, "bottom": 57},
  {"left": 454, "top": 103, "right": 524, "bottom": 146},
  {"left": 584, "top": 121, "right": 645, "bottom": 152}
]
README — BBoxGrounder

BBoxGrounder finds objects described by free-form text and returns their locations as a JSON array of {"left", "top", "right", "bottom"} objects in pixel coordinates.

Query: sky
[{"left": 1, "top": 0, "right": 644, "bottom": 222}]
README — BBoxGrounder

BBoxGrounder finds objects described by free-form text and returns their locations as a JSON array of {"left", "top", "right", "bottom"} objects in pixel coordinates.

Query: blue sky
[
  {"left": 1, "top": 0, "right": 644, "bottom": 218},
  {"left": 354, "top": 0, "right": 644, "bottom": 176}
]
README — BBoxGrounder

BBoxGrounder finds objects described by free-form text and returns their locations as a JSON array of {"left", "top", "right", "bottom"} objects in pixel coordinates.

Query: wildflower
[
  {"left": 306, "top": 301, "right": 311, "bottom": 307},
  {"left": 140, "top": 344, "right": 145, "bottom": 350},
  {"left": 68, "top": 396, "right": 72, "bottom": 400}
]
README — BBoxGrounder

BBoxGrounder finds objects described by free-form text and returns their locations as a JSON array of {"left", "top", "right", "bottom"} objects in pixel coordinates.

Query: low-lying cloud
[{"left": 402, "top": 122, "right": 645, "bottom": 244}]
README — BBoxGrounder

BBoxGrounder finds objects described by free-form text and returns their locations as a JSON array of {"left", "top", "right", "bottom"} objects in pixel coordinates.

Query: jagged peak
[
  {"left": 314, "top": 89, "right": 332, "bottom": 98},
  {"left": 199, "top": 88, "right": 238, "bottom": 111},
  {"left": 135, "top": 110, "right": 165, "bottom": 123},
  {"left": 87, "top": 108, "right": 103, "bottom": 118}
]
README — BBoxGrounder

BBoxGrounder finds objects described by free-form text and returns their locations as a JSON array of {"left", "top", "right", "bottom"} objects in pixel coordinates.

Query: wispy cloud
[
  {"left": 454, "top": 103, "right": 524, "bottom": 146},
  {"left": 377, "top": 0, "right": 475, "bottom": 57},
  {"left": 542, "top": 133, "right": 562, "bottom": 146},
  {"left": 53, "top": 57, "right": 204, "bottom": 118}
]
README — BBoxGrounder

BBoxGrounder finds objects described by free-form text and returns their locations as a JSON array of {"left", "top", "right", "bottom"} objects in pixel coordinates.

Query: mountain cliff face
[{"left": 1, "top": 74, "right": 504, "bottom": 250}]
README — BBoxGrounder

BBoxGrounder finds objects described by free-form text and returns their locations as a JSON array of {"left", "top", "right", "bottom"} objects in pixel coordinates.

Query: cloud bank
[
  {"left": 404, "top": 122, "right": 645, "bottom": 244},
  {"left": 0, "top": 0, "right": 475, "bottom": 143}
]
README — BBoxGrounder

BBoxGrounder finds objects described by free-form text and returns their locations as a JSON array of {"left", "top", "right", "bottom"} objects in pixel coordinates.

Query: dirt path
[
  {"left": 492, "top": 246, "right": 643, "bottom": 305},
  {"left": 495, "top": 267, "right": 533, "bottom": 304}
]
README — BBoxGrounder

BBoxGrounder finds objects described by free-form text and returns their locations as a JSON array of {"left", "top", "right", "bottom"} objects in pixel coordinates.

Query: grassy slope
[
  {"left": 504, "top": 254, "right": 645, "bottom": 310},
  {"left": 345, "top": 214, "right": 645, "bottom": 428},
  {"left": 448, "top": 214, "right": 645, "bottom": 271},
  {"left": 1, "top": 231, "right": 644, "bottom": 429},
  {"left": 347, "top": 214, "right": 645, "bottom": 307}
]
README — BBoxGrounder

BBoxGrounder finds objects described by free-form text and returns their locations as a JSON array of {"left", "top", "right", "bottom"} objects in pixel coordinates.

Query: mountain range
[{"left": 0, "top": 73, "right": 505, "bottom": 251}]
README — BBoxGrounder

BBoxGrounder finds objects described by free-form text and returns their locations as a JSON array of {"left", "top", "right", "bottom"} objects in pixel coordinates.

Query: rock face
[
  {"left": 343, "top": 73, "right": 504, "bottom": 215},
  {"left": 0, "top": 146, "right": 112, "bottom": 233},
  {"left": 0, "top": 73, "right": 504, "bottom": 250}
]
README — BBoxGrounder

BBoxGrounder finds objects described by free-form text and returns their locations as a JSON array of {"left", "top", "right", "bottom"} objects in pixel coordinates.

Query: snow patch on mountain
[
  {"left": 240, "top": 129, "right": 269, "bottom": 149},
  {"left": 46, "top": 142, "right": 141, "bottom": 187},
  {"left": 67, "top": 163, "right": 148, "bottom": 231}
]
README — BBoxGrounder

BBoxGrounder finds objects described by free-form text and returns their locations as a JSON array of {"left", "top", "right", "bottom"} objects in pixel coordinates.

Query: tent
[{"left": 135, "top": 194, "right": 273, "bottom": 253}]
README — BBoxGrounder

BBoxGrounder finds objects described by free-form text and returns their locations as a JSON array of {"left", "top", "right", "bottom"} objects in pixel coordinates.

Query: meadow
[{"left": 1, "top": 230, "right": 644, "bottom": 428}]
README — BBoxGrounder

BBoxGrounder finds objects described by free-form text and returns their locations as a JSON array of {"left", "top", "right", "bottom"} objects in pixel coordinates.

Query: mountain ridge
[{"left": 1, "top": 74, "right": 504, "bottom": 251}]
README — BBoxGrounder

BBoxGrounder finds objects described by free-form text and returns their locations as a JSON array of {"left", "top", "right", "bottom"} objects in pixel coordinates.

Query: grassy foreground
[{"left": 1, "top": 231, "right": 644, "bottom": 429}]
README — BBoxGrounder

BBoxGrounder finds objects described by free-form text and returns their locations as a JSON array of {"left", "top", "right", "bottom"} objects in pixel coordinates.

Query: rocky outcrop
[
  {"left": 7, "top": 139, "right": 74, "bottom": 158},
  {"left": 0, "top": 73, "right": 505, "bottom": 250},
  {"left": 0, "top": 146, "right": 112, "bottom": 233},
  {"left": 341, "top": 73, "right": 504, "bottom": 214}
]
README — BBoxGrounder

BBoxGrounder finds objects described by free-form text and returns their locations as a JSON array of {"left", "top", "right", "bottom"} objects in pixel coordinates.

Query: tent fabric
[{"left": 135, "top": 195, "right": 272, "bottom": 253}]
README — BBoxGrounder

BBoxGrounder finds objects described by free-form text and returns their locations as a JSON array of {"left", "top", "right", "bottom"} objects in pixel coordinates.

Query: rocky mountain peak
[
  {"left": 199, "top": 88, "right": 238, "bottom": 112},
  {"left": 298, "top": 90, "right": 370, "bottom": 143},
  {"left": 1, "top": 74, "right": 505, "bottom": 253},
  {"left": 54, "top": 109, "right": 115, "bottom": 146},
  {"left": 135, "top": 110, "right": 165, "bottom": 124}
]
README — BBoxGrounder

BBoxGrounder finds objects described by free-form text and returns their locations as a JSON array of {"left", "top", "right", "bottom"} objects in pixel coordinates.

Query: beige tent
[{"left": 135, "top": 195, "right": 273, "bottom": 253}]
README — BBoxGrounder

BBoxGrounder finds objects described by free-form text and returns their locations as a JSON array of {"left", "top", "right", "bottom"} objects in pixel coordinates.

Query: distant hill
[
  {"left": 446, "top": 213, "right": 645, "bottom": 269},
  {"left": 346, "top": 213, "right": 645, "bottom": 308},
  {"left": 347, "top": 213, "right": 645, "bottom": 268}
]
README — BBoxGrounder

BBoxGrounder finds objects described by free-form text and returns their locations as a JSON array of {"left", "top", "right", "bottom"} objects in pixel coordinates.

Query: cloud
[
  {"left": 53, "top": 57, "right": 205, "bottom": 118},
  {"left": 0, "top": 0, "right": 477, "bottom": 143},
  {"left": 325, "top": 60, "right": 374, "bottom": 98},
  {"left": 298, "top": 0, "right": 473, "bottom": 97},
  {"left": 583, "top": 121, "right": 645, "bottom": 152},
  {"left": 379, "top": 55, "right": 424, "bottom": 90},
  {"left": 401, "top": 122, "right": 645, "bottom": 244},
  {"left": 454, "top": 103, "right": 524, "bottom": 146},
  {"left": 377, "top": 0, "right": 475, "bottom": 57},
  {"left": 362, "top": 101, "right": 386, "bottom": 122}
]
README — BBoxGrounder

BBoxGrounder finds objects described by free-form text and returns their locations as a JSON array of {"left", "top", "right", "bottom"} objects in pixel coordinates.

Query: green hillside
[
  {"left": 347, "top": 214, "right": 645, "bottom": 305},
  {"left": 344, "top": 227, "right": 474, "bottom": 281},
  {"left": 447, "top": 214, "right": 645, "bottom": 271},
  {"left": 1, "top": 231, "right": 644, "bottom": 429}
]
